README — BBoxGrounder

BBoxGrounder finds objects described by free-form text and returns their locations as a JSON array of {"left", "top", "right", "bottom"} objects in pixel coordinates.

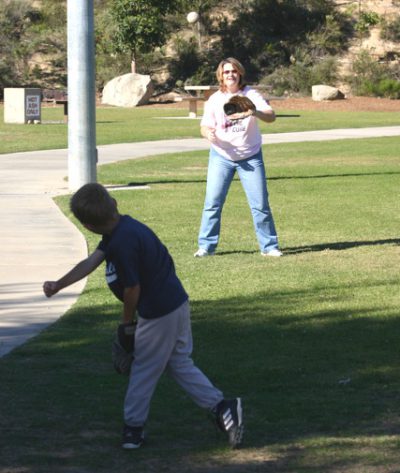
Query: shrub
[
  {"left": 167, "top": 37, "right": 201, "bottom": 86},
  {"left": 261, "top": 56, "right": 338, "bottom": 96},
  {"left": 347, "top": 49, "right": 400, "bottom": 98},
  {"left": 306, "top": 14, "right": 352, "bottom": 57},
  {"left": 380, "top": 16, "right": 400, "bottom": 42},
  {"left": 167, "top": 36, "right": 221, "bottom": 87},
  {"left": 361, "top": 78, "right": 400, "bottom": 99},
  {"left": 355, "top": 10, "right": 380, "bottom": 35}
]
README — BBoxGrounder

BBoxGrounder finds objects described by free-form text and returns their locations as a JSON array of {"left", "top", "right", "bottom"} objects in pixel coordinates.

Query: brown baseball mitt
[
  {"left": 112, "top": 321, "right": 136, "bottom": 375},
  {"left": 223, "top": 95, "right": 256, "bottom": 116}
]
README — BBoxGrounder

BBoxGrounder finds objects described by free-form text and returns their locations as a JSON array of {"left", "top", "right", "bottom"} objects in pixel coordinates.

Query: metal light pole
[{"left": 67, "top": 0, "right": 97, "bottom": 191}]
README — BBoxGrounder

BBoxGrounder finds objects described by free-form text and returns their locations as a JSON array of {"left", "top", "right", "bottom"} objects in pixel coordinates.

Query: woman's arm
[
  {"left": 253, "top": 108, "right": 276, "bottom": 123},
  {"left": 245, "top": 88, "right": 276, "bottom": 123}
]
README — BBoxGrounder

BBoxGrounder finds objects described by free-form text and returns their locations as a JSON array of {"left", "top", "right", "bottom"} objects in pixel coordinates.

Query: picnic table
[
  {"left": 177, "top": 84, "right": 275, "bottom": 118},
  {"left": 174, "top": 86, "right": 218, "bottom": 118}
]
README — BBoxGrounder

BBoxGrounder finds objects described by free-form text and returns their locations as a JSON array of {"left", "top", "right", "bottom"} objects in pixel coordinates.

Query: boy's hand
[
  {"left": 117, "top": 321, "right": 137, "bottom": 353},
  {"left": 43, "top": 281, "right": 59, "bottom": 298}
]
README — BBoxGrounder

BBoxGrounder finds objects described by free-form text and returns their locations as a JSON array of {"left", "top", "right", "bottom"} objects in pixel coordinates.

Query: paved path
[{"left": 1, "top": 126, "right": 399, "bottom": 357}]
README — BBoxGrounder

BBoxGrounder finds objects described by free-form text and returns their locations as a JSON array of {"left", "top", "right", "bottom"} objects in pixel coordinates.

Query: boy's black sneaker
[
  {"left": 122, "top": 424, "right": 144, "bottom": 449},
  {"left": 214, "top": 398, "right": 244, "bottom": 448}
]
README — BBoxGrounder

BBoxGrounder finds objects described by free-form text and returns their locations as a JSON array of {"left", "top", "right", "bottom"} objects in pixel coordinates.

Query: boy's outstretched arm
[{"left": 43, "top": 249, "right": 105, "bottom": 298}]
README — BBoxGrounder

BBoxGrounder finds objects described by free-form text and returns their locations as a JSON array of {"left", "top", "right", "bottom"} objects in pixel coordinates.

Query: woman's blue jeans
[{"left": 198, "top": 147, "right": 279, "bottom": 253}]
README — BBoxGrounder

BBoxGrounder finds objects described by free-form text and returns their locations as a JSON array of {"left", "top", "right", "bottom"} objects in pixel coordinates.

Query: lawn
[
  {"left": 0, "top": 103, "right": 399, "bottom": 153},
  {"left": 0, "top": 134, "right": 399, "bottom": 472}
]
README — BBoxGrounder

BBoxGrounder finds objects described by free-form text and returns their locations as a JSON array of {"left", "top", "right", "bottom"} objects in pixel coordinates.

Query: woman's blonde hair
[{"left": 216, "top": 57, "right": 246, "bottom": 92}]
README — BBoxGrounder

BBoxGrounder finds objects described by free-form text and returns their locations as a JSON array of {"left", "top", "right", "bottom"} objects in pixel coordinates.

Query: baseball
[{"left": 187, "top": 11, "right": 199, "bottom": 24}]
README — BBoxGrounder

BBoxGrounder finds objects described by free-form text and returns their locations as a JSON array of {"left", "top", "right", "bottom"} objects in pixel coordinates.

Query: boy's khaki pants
[{"left": 124, "top": 300, "right": 223, "bottom": 427}]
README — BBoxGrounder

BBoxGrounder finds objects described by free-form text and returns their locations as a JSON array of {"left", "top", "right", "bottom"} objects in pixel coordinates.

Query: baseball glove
[
  {"left": 223, "top": 95, "right": 256, "bottom": 116},
  {"left": 112, "top": 321, "right": 137, "bottom": 375}
]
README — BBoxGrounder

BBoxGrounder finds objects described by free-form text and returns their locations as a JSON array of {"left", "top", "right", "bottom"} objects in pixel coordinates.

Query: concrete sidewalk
[{"left": 1, "top": 126, "right": 399, "bottom": 357}]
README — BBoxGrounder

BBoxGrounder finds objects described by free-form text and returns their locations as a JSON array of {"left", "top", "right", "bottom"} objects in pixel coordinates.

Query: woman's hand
[
  {"left": 206, "top": 128, "right": 217, "bottom": 143},
  {"left": 227, "top": 109, "right": 254, "bottom": 121}
]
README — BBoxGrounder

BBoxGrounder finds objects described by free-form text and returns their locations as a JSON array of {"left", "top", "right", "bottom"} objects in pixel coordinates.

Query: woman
[{"left": 194, "top": 57, "right": 282, "bottom": 258}]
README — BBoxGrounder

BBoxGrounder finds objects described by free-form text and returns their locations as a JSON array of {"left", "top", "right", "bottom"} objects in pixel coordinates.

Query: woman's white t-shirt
[{"left": 200, "top": 86, "right": 272, "bottom": 161}]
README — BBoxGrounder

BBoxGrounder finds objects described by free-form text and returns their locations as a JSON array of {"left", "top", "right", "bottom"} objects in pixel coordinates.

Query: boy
[{"left": 43, "top": 183, "right": 243, "bottom": 449}]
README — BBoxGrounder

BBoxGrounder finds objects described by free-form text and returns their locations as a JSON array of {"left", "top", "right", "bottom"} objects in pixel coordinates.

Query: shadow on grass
[
  {"left": 217, "top": 237, "right": 400, "bottom": 256},
  {"left": 1, "top": 284, "right": 399, "bottom": 472},
  {"left": 268, "top": 170, "right": 400, "bottom": 181},
  {"left": 114, "top": 170, "right": 400, "bottom": 188},
  {"left": 284, "top": 237, "right": 400, "bottom": 254}
]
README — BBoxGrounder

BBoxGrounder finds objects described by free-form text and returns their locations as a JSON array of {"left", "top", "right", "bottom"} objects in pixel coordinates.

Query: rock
[
  {"left": 312, "top": 85, "right": 345, "bottom": 101},
  {"left": 101, "top": 73, "right": 154, "bottom": 107}
]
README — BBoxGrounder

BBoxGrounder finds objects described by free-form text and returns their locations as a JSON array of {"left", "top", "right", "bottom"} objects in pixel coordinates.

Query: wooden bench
[{"left": 42, "top": 89, "right": 68, "bottom": 123}]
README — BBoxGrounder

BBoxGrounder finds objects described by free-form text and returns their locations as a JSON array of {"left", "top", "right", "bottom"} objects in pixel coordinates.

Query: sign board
[
  {"left": 26, "top": 95, "right": 40, "bottom": 119},
  {"left": 4, "top": 88, "right": 41, "bottom": 124}
]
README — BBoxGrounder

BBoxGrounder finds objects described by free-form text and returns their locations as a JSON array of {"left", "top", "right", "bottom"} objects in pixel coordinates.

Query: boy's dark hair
[{"left": 70, "top": 183, "right": 117, "bottom": 226}]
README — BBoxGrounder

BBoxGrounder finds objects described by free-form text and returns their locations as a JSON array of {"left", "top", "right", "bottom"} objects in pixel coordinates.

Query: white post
[{"left": 67, "top": 0, "right": 97, "bottom": 191}]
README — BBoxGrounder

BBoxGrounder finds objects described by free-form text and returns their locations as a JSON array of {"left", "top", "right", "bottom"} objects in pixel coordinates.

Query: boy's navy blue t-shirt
[{"left": 97, "top": 215, "right": 188, "bottom": 319}]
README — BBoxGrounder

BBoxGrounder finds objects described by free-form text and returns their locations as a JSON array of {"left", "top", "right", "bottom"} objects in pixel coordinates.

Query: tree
[
  {"left": 0, "top": 0, "right": 39, "bottom": 91},
  {"left": 109, "top": 0, "right": 181, "bottom": 70},
  {"left": 215, "top": 0, "right": 351, "bottom": 81}
]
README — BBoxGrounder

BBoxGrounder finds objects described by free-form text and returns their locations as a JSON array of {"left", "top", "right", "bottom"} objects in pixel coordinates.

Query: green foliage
[
  {"left": 95, "top": 7, "right": 131, "bottom": 88},
  {"left": 351, "top": 50, "right": 386, "bottom": 81},
  {"left": 167, "top": 36, "right": 219, "bottom": 87},
  {"left": 306, "top": 13, "right": 352, "bottom": 57},
  {"left": 168, "top": 37, "right": 202, "bottom": 86},
  {"left": 0, "top": 0, "right": 397, "bottom": 97},
  {"left": 380, "top": 16, "right": 400, "bottom": 42},
  {"left": 109, "top": 0, "right": 181, "bottom": 58},
  {"left": 359, "top": 78, "right": 400, "bottom": 99},
  {"left": 38, "top": 0, "right": 67, "bottom": 29},
  {"left": 213, "top": 0, "right": 351, "bottom": 82},
  {"left": 261, "top": 56, "right": 338, "bottom": 96},
  {"left": 0, "top": 0, "right": 41, "bottom": 92},
  {"left": 0, "top": 0, "right": 66, "bottom": 94},
  {"left": 355, "top": 10, "right": 380, "bottom": 35},
  {"left": 347, "top": 49, "right": 400, "bottom": 98}
]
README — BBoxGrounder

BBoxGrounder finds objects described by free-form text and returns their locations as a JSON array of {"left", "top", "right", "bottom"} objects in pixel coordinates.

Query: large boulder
[
  {"left": 312, "top": 85, "right": 345, "bottom": 101},
  {"left": 101, "top": 73, "right": 154, "bottom": 107}
]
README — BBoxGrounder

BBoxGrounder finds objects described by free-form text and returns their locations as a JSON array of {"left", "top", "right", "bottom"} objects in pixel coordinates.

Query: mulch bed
[
  {"left": 142, "top": 96, "right": 400, "bottom": 113},
  {"left": 271, "top": 96, "right": 400, "bottom": 112}
]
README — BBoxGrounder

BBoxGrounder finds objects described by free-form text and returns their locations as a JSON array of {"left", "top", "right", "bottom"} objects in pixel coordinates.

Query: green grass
[
  {"left": 1, "top": 135, "right": 399, "bottom": 472},
  {"left": 0, "top": 103, "right": 399, "bottom": 153}
]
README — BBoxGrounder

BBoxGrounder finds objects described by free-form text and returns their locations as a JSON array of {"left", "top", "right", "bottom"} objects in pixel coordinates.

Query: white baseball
[{"left": 187, "top": 11, "right": 199, "bottom": 24}]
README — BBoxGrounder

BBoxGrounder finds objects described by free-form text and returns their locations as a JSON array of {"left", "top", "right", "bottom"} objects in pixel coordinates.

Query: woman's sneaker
[
  {"left": 194, "top": 248, "right": 214, "bottom": 257},
  {"left": 214, "top": 398, "right": 244, "bottom": 448},
  {"left": 261, "top": 249, "right": 283, "bottom": 257},
  {"left": 122, "top": 424, "right": 144, "bottom": 449}
]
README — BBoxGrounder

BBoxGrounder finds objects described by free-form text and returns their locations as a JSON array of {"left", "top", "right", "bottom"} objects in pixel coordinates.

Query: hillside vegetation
[{"left": 1, "top": 0, "right": 399, "bottom": 98}]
